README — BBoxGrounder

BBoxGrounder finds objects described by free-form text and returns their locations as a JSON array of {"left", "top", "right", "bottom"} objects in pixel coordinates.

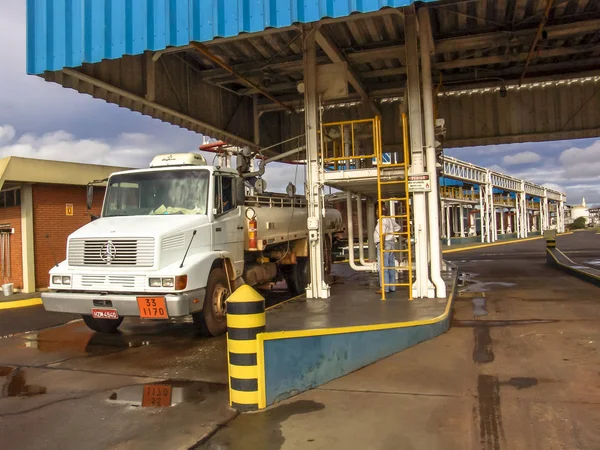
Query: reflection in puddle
[
  {"left": 585, "top": 259, "right": 600, "bottom": 266},
  {"left": 20, "top": 321, "right": 150, "bottom": 357},
  {"left": 0, "top": 366, "right": 47, "bottom": 398},
  {"left": 107, "top": 380, "right": 226, "bottom": 408}
]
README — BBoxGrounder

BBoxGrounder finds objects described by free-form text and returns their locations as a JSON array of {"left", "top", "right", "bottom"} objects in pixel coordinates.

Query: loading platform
[{"left": 227, "top": 263, "right": 458, "bottom": 410}]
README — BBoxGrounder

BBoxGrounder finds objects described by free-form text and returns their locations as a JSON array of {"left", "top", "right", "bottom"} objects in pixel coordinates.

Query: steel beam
[{"left": 315, "top": 29, "right": 380, "bottom": 116}]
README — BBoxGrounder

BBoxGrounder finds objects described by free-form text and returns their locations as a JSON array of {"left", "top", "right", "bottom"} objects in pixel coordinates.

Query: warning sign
[
  {"left": 408, "top": 174, "right": 432, "bottom": 193},
  {"left": 66, "top": 204, "right": 74, "bottom": 216}
]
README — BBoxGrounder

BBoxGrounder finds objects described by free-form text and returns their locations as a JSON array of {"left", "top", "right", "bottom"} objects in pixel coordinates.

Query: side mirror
[{"left": 86, "top": 185, "right": 94, "bottom": 210}]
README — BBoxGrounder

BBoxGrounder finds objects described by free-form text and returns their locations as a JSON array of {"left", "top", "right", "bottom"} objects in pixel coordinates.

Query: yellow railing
[
  {"left": 376, "top": 113, "right": 413, "bottom": 301},
  {"left": 440, "top": 186, "right": 477, "bottom": 201},
  {"left": 493, "top": 195, "right": 516, "bottom": 206},
  {"left": 321, "top": 118, "right": 380, "bottom": 170}
]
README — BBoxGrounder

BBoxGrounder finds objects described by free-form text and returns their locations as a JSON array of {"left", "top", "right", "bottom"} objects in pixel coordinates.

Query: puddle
[
  {"left": 585, "top": 259, "right": 600, "bottom": 266},
  {"left": 503, "top": 377, "right": 538, "bottom": 390},
  {"left": 0, "top": 366, "right": 47, "bottom": 398},
  {"left": 472, "top": 298, "right": 488, "bottom": 317},
  {"left": 195, "top": 400, "right": 325, "bottom": 450},
  {"left": 458, "top": 272, "right": 516, "bottom": 293},
  {"left": 477, "top": 375, "right": 505, "bottom": 449},
  {"left": 473, "top": 327, "right": 494, "bottom": 364},
  {"left": 107, "top": 379, "right": 226, "bottom": 408},
  {"left": 22, "top": 324, "right": 150, "bottom": 357}
]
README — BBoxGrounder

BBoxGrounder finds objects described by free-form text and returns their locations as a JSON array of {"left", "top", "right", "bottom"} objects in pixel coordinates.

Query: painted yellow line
[
  {"left": 0, "top": 298, "right": 43, "bottom": 310},
  {"left": 256, "top": 333, "right": 267, "bottom": 410},
  {"left": 442, "top": 236, "right": 543, "bottom": 254},
  {"left": 261, "top": 268, "right": 458, "bottom": 341}
]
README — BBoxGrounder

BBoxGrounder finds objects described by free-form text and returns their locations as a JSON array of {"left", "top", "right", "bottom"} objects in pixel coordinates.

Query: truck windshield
[{"left": 103, "top": 170, "right": 209, "bottom": 217}]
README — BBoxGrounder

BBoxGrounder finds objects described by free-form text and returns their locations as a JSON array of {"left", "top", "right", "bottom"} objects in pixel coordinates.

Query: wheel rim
[{"left": 212, "top": 283, "right": 229, "bottom": 319}]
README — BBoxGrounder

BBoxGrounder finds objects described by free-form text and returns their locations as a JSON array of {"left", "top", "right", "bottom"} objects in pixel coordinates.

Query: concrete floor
[
  {"left": 1, "top": 232, "right": 599, "bottom": 449},
  {"left": 200, "top": 231, "right": 600, "bottom": 450}
]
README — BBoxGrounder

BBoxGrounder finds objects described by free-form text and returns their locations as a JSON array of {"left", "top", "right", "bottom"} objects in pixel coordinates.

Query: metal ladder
[{"left": 375, "top": 113, "right": 413, "bottom": 301}]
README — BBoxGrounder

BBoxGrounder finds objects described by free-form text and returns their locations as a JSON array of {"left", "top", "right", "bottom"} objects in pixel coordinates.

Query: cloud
[
  {"left": 0, "top": 125, "right": 296, "bottom": 191},
  {"left": 502, "top": 151, "right": 542, "bottom": 166}
]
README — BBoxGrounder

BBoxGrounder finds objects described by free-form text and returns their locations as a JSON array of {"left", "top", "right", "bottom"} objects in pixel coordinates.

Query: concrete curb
[{"left": 0, "top": 298, "right": 43, "bottom": 310}]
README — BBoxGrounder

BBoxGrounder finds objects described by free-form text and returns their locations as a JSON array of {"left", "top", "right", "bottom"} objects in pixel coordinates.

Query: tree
[{"left": 570, "top": 217, "right": 587, "bottom": 230}]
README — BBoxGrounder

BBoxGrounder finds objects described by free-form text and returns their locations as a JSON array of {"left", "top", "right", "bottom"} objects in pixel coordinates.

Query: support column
[
  {"left": 479, "top": 186, "right": 485, "bottom": 243},
  {"left": 459, "top": 205, "right": 465, "bottom": 237},
  {"left": 366, "top": 198, "right": 376, "bottom": 262},
  {"left": 446, "top": 205, "right": 451, "bottom": 246},
  {"left": 302, "top": 25, "right": 328, "bottom": 299},
  {"left": 21, "top": 184, "right": 35, "bottom": 293},
  {"left": 500, "top": 209, "right": 504, "bottom": 235},
  {"left": 452, "top": 206, "right": 458, "bottom": 237},
  {"left": 405, "top": 10, "right": 432, "bottom": 298},
  {"left": 418, "top": 6, "right": 445, "bottom": 297}
]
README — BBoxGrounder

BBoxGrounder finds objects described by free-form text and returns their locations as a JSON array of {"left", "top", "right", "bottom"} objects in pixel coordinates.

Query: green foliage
[{"left": 570, "top": 217, "right": 587, "bottom": 230}]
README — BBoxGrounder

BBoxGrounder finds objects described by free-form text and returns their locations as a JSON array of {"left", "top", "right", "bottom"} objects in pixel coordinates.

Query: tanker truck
[{"left": 42, "top": 152, "right": 342, "bottom": 336}]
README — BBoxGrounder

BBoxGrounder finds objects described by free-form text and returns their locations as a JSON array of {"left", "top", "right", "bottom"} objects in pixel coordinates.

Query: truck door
[{"left": 212, "top": 174, "right": 245, "bottom": 277}]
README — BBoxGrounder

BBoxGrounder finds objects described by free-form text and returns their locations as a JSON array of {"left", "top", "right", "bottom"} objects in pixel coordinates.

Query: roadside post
[{"left": 226, "top": 285, "right": 265, "bottom": 411}]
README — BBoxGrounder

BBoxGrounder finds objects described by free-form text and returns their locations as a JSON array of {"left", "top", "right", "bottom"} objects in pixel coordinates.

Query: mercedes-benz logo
[{"left": 100, "top": 241, "right": 117, "bottom": 263}]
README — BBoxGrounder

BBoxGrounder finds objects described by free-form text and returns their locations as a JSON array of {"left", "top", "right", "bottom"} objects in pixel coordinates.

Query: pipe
[
  {"left": 520, "top": 0, "right": 556, "bottom": 84},
  {"left": 356, "top": 194, "right": 368, "bottom": 265},
  {"left": 190, "top": 42, "right": 296, "bottom": 114},
  {"left": 366, "top": 199, "right": 376, "bottom": 262},
  {"left": 419, "top": 7, "right": 446, "bottom": 297},
  {"left": 346, "top": 192, "right": 376, "bottom": 272}
]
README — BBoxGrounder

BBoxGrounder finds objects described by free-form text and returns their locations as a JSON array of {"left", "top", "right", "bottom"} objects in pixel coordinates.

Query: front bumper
[{"left": 41, "top": 289, "right": 206, "bottom": 317}]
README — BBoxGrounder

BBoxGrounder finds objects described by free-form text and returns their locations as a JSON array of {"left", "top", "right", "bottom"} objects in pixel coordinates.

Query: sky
[{"left": 1, "top": 2, "right": 598, "bottom": 205}]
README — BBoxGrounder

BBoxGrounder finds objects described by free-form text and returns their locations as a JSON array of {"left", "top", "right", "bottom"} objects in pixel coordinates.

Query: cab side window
[{"left": 214, "top": 175, "right": 234, "bottom": 215}]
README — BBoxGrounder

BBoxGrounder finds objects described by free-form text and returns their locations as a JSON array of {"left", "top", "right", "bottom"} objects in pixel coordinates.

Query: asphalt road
[{"left": 1, "top": 233, "right": 598, "bottom": 450}]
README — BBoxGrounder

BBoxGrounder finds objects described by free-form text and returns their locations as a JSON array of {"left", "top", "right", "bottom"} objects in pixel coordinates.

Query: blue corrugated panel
[{"left": 27, "top": 0, "right": 437, "bottom": 74}]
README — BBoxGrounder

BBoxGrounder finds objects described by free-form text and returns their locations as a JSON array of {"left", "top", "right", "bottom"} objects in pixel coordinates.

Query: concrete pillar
[
  {"left": 446, "top": 205, "right": 451, "bottom": 246},
  {"left": 302, "top": 25, "right": 329, "bottom": 299},
  {"left": 452, "top": 206, "right": 458, "bottom": 237},
  {"left": 500, "top": 209, "right": 504, "bottom": 234},
  {"left": 418, "top": 6, "right": 445, "bottom": 297},
  {"left": 21, "top": 184, "right": 35, "bottom": 293},
  {"left": 366, "top": 198, "right": 376, "bottom": 262},
  {"left": 479, "top": 186, "right": 485, "bottom": 243},
  {"left": 459, "top": 205, "right": 465, "bottom": 237},
  {"left": 404, "top": 11, "right": 432, "bottom": 298}
]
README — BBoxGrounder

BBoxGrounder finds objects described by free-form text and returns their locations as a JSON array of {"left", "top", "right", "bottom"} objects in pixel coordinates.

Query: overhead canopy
[{"left": 26, "top": 0, "right": 600, "bottom": 153}]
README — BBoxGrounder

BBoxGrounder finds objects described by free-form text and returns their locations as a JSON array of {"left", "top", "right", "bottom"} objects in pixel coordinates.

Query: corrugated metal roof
[{"left": 26, "top": 0, "right": 435, "bottom": 75}]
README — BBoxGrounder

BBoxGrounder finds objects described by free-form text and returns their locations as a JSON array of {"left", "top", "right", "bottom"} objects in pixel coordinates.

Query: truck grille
[
  {"left": 68, "top": 238, "right": 155, "bottom": 267},
  {"left": 73, "top": 274, "right": 146, "bottom": 290}
]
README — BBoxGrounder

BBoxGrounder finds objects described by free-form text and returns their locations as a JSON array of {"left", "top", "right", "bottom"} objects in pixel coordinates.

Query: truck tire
[
  {"left": 284, "top": 257, "right": 309, "bottom": 296},
  {"left": 81, "top": 315, "right": 123, "bottom": 333},
  {"left": 193, "top": 268, "right": 229, "bottom": 337}
]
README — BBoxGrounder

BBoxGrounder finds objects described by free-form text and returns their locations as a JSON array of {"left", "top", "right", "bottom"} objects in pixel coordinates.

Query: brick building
[{"left": 0, "top": 157, "right": 128, "bottom": 293}]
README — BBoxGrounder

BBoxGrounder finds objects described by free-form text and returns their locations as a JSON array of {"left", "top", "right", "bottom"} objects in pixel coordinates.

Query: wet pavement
[
  {"left": 0, "top": 288, "right": 292, "bottom": 450},
  {"left": 1, "top": 232, "right": 599, "bottom": 449},
  {"left": 200, "top": 231, "right": 600, "bottom": 450}
]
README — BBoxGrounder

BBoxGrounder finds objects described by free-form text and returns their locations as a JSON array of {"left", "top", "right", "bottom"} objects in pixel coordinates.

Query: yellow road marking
[{"left": 0, "top": 298, "right": 43, "bottom": 310}]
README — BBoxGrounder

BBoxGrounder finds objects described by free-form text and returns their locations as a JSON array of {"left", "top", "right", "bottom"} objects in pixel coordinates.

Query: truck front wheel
[
  {"left": 193, "top": 268, "right": 229, "bottom": 337},
  {"left": 284, "top": 257, "right": 309, "bottom": 296},
  {"left": 81, "top": 315, "right": 123, "bottom": 333}
]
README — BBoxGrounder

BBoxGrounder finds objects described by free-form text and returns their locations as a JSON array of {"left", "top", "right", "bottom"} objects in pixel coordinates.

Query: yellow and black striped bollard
[{"left": 226, "top": 285, "right": 265, "bottom": 411}]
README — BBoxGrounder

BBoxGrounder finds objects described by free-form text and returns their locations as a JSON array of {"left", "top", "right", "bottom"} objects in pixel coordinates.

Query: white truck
[{"left": 42, "top": 153, "right": 342, "bottom": 336}]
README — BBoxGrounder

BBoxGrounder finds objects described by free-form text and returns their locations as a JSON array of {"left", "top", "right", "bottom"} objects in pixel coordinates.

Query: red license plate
[{"left": 91, "top": 308, "right": 119, "bottom": 320}]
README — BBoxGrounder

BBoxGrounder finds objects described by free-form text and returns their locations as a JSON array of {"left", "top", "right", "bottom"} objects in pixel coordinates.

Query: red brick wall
[
  {"left": 33, "top": 184, "right": 105, "bottom": 289},
  {"left": 0, "top": 206, "right": 23, "bottom": 289}
]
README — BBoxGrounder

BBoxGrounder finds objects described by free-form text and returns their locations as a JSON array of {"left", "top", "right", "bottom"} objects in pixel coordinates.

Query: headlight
[
  {"left": 52, "top": 275, "right": 62, "bottom": 285},
  {"left": 149, "top": 278, "right": 162, "bottom": 287},
  {"left": 61, "top": 276, "right": 71, "bottom": 285},
  {"left": 162, "top": 278, "right": 175, "bottom": 287}
]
